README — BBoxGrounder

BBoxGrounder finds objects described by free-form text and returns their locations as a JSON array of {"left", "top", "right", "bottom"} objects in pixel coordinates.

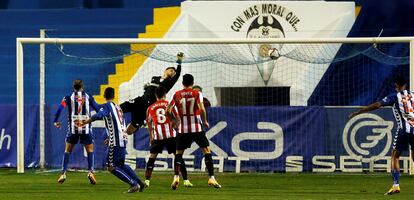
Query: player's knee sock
[
  {"left": 62, "top": 152, "right": 70, "bottom": 173},
  {"left": 180, "top": 159, "right": 188, "bottom": 180},
  {"left": 145, "top": 158, "right": 156, "bottom": 180},
  {"left": 111, "top": 166, "right": 136, "bottom": 186},
  {"left": 392, "top": 169, "right": 400, "bottom": 185},
  {"left": 204, "top": 153, "right": 214, "bottom": 177},
  {"left": 174, "top": 154, "right": 183, "bottom": 176},
  {"left": 121, "top": 165, "right": 143, "bottom": 184},
  {"left": 87, "top": 152, "right": 94, "bottom": 172}
]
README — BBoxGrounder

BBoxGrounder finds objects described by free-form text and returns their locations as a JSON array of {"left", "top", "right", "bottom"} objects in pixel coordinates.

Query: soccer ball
[
  {"left": 268, "top": 48, "right": 281, "bottom": 60},
  {"left": 258, "top": 44, "right": 281, "bottom": 60}
]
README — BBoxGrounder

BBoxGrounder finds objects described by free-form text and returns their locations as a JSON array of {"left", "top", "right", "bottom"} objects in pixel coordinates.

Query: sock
[
  {"left": 180, "top": 159, "right": 188, "bottom": 180},
  {"left": 174, "top": 154, "right": 183, "bottom": 176},
  {"left": 87, "top": 152, "right": 94, "bottom": 172},
  {"left": 145, "top": 158, "right": 156, "bottom": 180},
  {"left": 121, "top": 165, "right": 142, "bottom": 184},
  {"left": 111, "top": 166, "right": 137, "bottom": 186},
  {"left": 392, "top": 169, "right": 400, "bottom": 186},
  {"left": 204, "top": 153, "right": 214, "bottom": 177},
  {"left": 61, "top": 152, "right": 71, "bottom": 173}
]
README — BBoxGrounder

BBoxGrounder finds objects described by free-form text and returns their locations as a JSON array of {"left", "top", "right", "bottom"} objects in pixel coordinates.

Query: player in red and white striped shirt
[
  {"left": 167, "top": 74, "right": 221, "bottom": 190},
  {"left": 144, "top": 86, "right": 192, "bottom": 188}
]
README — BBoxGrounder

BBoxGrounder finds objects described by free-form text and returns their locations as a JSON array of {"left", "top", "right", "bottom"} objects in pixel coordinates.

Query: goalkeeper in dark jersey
[{"left": 121, "top": 52, "right": 183, "bottom": 134}]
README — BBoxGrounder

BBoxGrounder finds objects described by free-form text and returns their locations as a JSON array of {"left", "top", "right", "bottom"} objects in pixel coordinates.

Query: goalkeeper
[{"left": 121, "top": 52, "right": 184, "bottom": 134}]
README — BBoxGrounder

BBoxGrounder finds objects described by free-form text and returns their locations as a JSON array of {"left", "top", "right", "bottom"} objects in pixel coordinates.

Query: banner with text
[
  {"left": 126, "top": 106, "right": 400, "bottom": 172},
  {"left": 1, "top": 105, "right": 405, "bottom": 172}
]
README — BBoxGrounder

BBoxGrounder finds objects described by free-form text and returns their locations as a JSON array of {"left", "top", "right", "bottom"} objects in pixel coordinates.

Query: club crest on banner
[
  {"left": 229, "top": 3, "right": 302, "bottom": 85},
  {"left": 343, "top": 113, "right": 393, "bottom": 159}
]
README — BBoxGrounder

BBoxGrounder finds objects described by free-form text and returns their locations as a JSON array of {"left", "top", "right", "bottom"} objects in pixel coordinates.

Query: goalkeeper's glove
[{"left": 177, "top": 52, "right": 184, "bottom": 64}]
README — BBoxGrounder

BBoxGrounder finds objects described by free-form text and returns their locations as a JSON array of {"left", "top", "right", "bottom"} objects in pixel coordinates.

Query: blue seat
[
  {"left": 0, "top": 8, "right": 159, "bottom": 104},
  {"left": 0, "top": 9, "right": 153, "bottom": 26}
]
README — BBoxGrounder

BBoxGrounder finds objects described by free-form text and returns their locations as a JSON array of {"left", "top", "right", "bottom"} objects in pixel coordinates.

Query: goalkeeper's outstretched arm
[{"left": 161, "top": 52, "right": 183, "bottom": 92}]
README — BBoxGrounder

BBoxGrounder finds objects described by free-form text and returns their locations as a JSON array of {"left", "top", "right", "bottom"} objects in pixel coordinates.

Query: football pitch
[{"left": 1, "top": 169, "right": 413, "bottom": 200}]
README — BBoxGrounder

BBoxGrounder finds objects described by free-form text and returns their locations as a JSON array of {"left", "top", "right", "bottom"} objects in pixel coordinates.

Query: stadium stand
[{"left": 0, "top": 0, "right": 183, "bottom": 104}]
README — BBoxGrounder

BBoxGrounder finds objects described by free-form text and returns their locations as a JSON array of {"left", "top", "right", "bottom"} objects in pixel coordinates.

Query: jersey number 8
[{"left": 156, "top": 108, "right": 167, "bottom": 123}]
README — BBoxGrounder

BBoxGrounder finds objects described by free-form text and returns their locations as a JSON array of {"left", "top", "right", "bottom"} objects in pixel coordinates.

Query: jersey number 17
[{"left": 180, "top": 98, "right": 195, "bottom": 115}]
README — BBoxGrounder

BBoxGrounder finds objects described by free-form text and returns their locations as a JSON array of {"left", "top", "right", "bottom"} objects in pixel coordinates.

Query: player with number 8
[{"left": 144, "top": 86, "right": 192, "bottom": 188}]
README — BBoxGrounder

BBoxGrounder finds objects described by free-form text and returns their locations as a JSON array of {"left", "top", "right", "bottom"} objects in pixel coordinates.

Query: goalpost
[{"left": 16, "top": 37, "right": 414, "bottom": 174}]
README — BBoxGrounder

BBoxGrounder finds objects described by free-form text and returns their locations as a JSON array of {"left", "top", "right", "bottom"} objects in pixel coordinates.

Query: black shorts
[
  {"left": 393, "top": 129, "right": 414, "bottom": 152},
  {"left": 176, "top": 132, "right": 210, "bottom": 151},
  {"left": 150, "top": 138, "right": 176, "bottom": 154},
  {"left": 66, "top": 133, "right": 93, "bottom": 145},
  {"left": 120, "top": 96, "right": 151, "bottom": 128}
]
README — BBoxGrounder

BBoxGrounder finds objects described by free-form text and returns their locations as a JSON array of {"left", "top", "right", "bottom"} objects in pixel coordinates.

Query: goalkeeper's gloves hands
[{"left": 177, "top": 52, "right": 184, "bottom": 64}]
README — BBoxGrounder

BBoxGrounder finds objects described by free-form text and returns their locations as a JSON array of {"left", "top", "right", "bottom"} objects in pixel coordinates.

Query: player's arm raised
[
  {"left": 161, "top": 52, "right": 183, "bottom": 91},
  {"left": 170, "top": 52, "right": 183, "bottom": 84},
  {"left": 174, "top": 52, "right": 183, "bottom": 81}
]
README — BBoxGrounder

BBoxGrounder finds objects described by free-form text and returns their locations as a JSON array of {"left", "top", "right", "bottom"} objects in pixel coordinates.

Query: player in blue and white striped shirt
[
  {"left": 350, "top": 76, "right": 414, "bottom": 195},
  {"left": 80, "top": 87, "right": 145, "bottom": 193},
  {"left": 54, "top": 79, "right": 100, "bottom": 184}
]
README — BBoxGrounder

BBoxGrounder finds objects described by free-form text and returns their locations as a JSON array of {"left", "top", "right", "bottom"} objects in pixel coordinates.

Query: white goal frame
[{"left": 16, "top": 37, "right": 414, "bottom": 173}]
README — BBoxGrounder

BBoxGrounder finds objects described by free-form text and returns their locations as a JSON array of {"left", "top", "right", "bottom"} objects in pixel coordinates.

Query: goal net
[{"left": 17, "top": 37, "right": 414, "bottom": 174}]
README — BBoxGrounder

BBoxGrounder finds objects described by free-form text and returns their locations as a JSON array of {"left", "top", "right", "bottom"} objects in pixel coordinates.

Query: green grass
[{"left": 0, "top": 169, "right": 413, "bottom": 200}]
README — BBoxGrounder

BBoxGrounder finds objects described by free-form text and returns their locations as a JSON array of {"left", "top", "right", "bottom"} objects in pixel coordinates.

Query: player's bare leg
[
  {"left": 125, "top": 123, "right": 138, "bottom": 135},
  {"left": 385, "top": 150, "right": 401, "bottom": 195},
  {"left": 171, "top": 150, "right": 183, "bottom": 190},
  {"left": 58, "top": 143, "right": 74, "bottom": 183},
  {"left": 84, "top": 144, "right": 96, "bottom": 185},
  {"left": 202, "top": 147, "right": 221, "bottom": 188},
  {"left": 145, "top": 153, "right": 158, "bottom": 187},
  {"left": 144, "top": 153, "right": 192, "bottom": 188}
]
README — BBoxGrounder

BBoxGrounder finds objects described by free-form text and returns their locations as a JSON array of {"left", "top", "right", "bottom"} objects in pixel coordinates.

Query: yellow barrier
[{"left": 94, "top": 7, "right": 180, "bottom": 103}]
